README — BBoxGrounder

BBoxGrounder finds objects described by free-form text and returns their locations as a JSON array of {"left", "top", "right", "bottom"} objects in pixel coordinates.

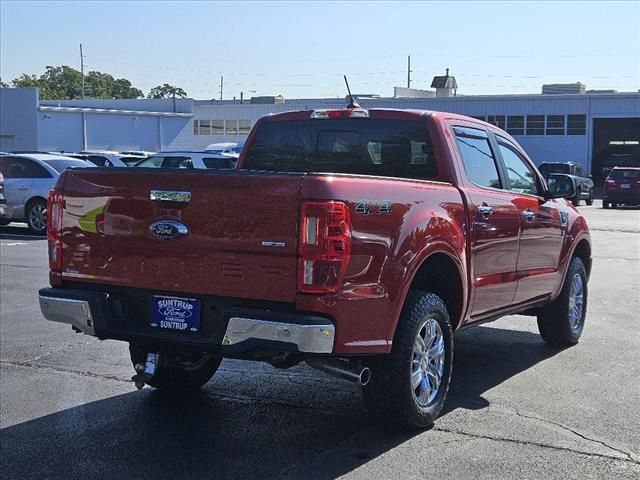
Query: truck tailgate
[{"left": 59, "top": 169, "right": 303, "bottom": 303}]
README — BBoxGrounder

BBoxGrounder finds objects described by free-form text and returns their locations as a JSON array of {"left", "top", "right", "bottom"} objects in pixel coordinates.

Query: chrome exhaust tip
[{"left": 306, "top": 358, "right": 371, "bottom": 386}]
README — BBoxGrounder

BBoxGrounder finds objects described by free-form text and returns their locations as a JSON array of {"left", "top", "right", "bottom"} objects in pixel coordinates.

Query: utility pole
[
  {"left": 219, "top": 75, "right": 223, "bottom": 101},
  {"left": 80, "top": 43, "right": 85, "bottom": 99},
  {"left": 407, "top": 55, "right": 412, "bottom": 89}
]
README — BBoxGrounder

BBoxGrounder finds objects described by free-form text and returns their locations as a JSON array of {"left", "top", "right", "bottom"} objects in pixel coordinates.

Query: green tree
[
  {"left": 147, "top": 84, "right": 188, "bottom": 99},
  {"left": 9, "top": 65, "right": 143, "bottom": 100}
]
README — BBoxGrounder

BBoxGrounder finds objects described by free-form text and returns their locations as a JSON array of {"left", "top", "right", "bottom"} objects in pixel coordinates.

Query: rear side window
[
  {"left": 0, "top": 157, "right": 51, "bottom": 178},
  {"left": 454, "top": 127, "right": 501, "bottom": 189},
  {"left": 244, "top": 119, "right": 438, "bottom": 180},
  {"left": 203, "top": 157, "right": 235, "bottom": 169}
]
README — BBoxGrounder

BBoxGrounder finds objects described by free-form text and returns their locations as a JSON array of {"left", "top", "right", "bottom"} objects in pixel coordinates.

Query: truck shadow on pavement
[{"left": 1, "top": 325, "right": 566, "bottom": 480}]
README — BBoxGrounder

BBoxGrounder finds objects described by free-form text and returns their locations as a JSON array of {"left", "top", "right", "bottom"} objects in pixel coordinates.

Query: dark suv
[{"left": 538, "top": 162, "right": 594, "bottom": 206}]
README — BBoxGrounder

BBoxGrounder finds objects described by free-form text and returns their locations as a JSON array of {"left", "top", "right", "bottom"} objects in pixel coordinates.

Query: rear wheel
[
  {"left": 0, "top": 219, "right": 11, "bottom": 226},
  {"left": 363, "top": 292, "right": 453, "bottom": 430},
  {"left": 611, "top": 202, "right": 618, "bottom": 209},
  {"left": 537, "top": 257, "right": 588, "bottom": 345},
  {"left": 129, "top": 343, "right": 221, "bottom": 391},
  {"left": 26, "top": 199, "right": 47, "bottom": 235}
]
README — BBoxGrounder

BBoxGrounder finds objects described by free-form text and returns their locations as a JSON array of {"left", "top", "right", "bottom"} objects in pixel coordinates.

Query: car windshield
[
  {"left": 609, "top": 169, "right": 640, "bottom": 179},
  {"left": 244, "top": 118, "right": 438, "bottom": 179},
  {"left": 539, "top": 163, "right": 570, "bottom": 175},
  {"left": 43, "top": 159, "right": 95, "bottom": 172}
]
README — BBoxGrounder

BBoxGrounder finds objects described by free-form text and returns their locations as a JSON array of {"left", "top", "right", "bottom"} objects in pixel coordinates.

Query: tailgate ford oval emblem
[{"left": 150, "top": 221, "right": 189, "bottom": 240}]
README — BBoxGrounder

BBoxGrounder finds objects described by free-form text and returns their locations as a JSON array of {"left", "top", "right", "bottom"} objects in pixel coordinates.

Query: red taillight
[
  {"left": 47, "top": 188, "right": 63, "bottom": 272},
  {"left": 298, "top": 201, "right": 352, "bottom": 294}
]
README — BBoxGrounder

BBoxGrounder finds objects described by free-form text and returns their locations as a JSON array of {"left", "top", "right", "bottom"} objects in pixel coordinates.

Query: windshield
[
  {"left": 244, "top": 119, "right": 438, "bottom": 179},
  {"left": 539, "top": 163, "right": 570, "bottom": 175},
  {"left": 43, "top": 159, "right": 95, "bottom": 172}
]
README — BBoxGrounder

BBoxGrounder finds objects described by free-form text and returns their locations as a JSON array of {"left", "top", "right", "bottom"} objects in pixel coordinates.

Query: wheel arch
[
  {"left": 24, "top": 195, "right": 47, "bottom": 218},
  {"left": 400, "top": 249, "right": 467, "bottom": 333}
]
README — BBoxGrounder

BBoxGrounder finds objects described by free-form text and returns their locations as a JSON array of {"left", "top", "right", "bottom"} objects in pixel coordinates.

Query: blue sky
[{"left": 1, "top": 1, "right": 638, "bottom": 99}]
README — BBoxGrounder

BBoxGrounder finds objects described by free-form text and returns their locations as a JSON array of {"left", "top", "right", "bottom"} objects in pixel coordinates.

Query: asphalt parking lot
[{"left": 1, "top": 201, "right": 639, "bottom": 480}]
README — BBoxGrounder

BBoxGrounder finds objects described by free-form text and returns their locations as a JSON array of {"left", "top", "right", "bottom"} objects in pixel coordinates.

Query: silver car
[{"left": 0, "top": 153, "right": 94, "bottom": 234}]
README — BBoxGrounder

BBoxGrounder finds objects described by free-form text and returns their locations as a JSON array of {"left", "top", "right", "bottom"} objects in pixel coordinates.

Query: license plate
[
  {"left": 151, "top": 295, "right": 200, "bottom": 332},
  {"left": 621, "top": 183, "right": 631, "bottom": 189}
]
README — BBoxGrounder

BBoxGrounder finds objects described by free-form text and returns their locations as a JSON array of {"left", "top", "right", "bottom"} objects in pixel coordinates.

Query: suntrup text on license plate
[{"left": 151, "top": 295, "right": 201, "bottom": 332}]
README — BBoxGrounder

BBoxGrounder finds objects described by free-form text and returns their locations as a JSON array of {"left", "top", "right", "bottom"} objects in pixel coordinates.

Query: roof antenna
[{"left": 344, "top": 75, "right": 360, "bottom": 109}]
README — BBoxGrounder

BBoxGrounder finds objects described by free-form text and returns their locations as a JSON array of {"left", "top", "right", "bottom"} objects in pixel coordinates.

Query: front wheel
[
  {"left": 586, "top": 190, "right": 593, "bottom": 206},
  {"left": 363, "top": 292, "right": 453, "bottom": 430},
  {"left": 571, "top": 188, "right": 581, "bottom": 207},
  {"left": 537, "top": 257, "right": 588, "bottom": 345},
  {"left": 129, "top": 343, "right": 221, "bottom": 391},
  {"left": 26, "top": 199, "right": 47, "bottom": 235}
]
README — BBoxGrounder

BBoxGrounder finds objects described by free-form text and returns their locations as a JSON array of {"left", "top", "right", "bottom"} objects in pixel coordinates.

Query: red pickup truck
[{"left": 39, "top": 108, "right": 591, "bottom": 429}]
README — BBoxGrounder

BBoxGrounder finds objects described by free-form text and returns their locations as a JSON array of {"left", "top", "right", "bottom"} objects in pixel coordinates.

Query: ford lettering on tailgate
[{"left": 151, "top": 295, "right": 200, "bottom": 332}]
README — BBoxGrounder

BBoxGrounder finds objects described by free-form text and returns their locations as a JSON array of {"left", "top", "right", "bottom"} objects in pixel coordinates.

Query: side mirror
[{"left": 545, "top": 173, "right": 575, "bottom": 200}]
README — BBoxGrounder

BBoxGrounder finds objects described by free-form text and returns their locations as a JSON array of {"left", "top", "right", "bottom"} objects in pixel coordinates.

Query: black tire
[
  {"left": 0, "top": 219, "right": 11, "bottom": 226},
  {"left": 129, "top": 343, "right": 221, "bottom": 391},
  {"left": 602, "top": 200, "right": 610, "bottom": 209},
  {"left": 571, "top": 188, "right": 581, "bottom": 207},
  {"left": 611, "top": 202, "right": 617, "bottom": 209},
  {"left": 537, "top": 257, "right": 588, "bottom": 346},
  {"left": 363, "top": 291, "right": 453, "bottom": 430},
  {"left": 586, "top": 190, "right": 593, "bottom": 206},
  {"left": 26, "top": 199, "right": 47, "bottom": 235}
]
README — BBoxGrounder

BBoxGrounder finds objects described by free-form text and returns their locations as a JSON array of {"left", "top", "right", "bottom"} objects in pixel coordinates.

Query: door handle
[
  {"left": 17, "top": 187, "right": 30, "bottom": 191},
  {"left": 477, "top": 205, "right": 493, "bottom": 216},
  {"left": 522, "top": 210, "right": 535, "bottom": 221}
]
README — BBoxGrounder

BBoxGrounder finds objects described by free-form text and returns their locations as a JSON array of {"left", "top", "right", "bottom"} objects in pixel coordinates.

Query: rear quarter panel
[{"left": 296, "top": 174, "right": 467, "bottom": 354}]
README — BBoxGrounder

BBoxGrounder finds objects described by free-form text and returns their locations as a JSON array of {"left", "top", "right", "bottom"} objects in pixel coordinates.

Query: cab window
[
  {"left": 454, "top": 127, "right": 501, "bottom": 189},
  {"left": 496, "top": 141, "right": 539, "bottom": 196}
]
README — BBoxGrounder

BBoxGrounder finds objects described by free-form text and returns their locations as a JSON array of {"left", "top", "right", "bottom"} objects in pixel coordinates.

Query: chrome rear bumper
[
  {"left": 39, "top": 295, "right": 96, "bottom": 335},
  {"left": 222, "top": 317, "right": 334, "bottom": 354},
  {"left": 38, "top": 289, "right": 335, "bottom": 353}
]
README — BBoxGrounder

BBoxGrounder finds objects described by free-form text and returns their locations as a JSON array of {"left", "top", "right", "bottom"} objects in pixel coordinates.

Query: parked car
[
  {"left": 205, "top": 142, "right": 243, "bottom": 159},
  {"left": 602, "top": 167, "right": 640, "bottom": 208},
  {"left": 538, "top": 162, "right": 594, "bottom": 206},
  {"left": 0, "top": 153, "right": 94, "bottom": 234},
  {"left": 65, "top": 151, "right": 129, "bottom": 168},
  {"left": 134, "top": 151, "right": 236, "bottom": 170},
  {"left": 38, "top": 108, "right": 590, "bottom": 430},
  {"left": 0, "top": 170, "right": 7, "bottom": 220}
]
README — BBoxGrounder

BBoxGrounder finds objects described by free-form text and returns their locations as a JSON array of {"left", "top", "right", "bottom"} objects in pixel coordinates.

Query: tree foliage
[
  {"left": 147, "top": 84, "right": 188, "bottom": 99},
  {"left": 8, "top": 65, "right": 143, "bottom": 99}
]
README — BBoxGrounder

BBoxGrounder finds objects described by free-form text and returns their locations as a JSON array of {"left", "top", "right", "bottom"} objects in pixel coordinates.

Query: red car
[
  {"left": 39, "top": 108, "right": 591, "bottom": 429},
  {"left": 602, "top": 167, "right": 640, "bottom": 208}
]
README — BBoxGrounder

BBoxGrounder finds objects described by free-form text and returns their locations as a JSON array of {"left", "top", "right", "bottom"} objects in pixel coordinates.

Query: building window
[
  {"left": 198, "top": 120, "right": 211, "bottom": 135},
  {"left": 506, "top": 116, "right": 525, "bottom": 136},
  {"left": 546, "top": 115, "right": 565, "bottom": 135},
  {"left": 212, "top": 120, "right": 224, "bottom": 135},
  {"left": 471, "top": 116, "right": 486, "bottom": 121},
  {"left": 487, "top": 115, "right": 506, "bottom": 130},
  {"left": 526, "top": 115, "right": 545, "bottom": 135},
  {"left": 226, "top": 119, "right": 239, "bottom": 135},
  {"left": 193, "top": 120, "right": 199, "bottom": 135},
  {"left": 239, "top": 119, "right": 252, "bottom": 135},
  {"left": 567, "top": 114, "right": 586, "bottom": 135}
]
